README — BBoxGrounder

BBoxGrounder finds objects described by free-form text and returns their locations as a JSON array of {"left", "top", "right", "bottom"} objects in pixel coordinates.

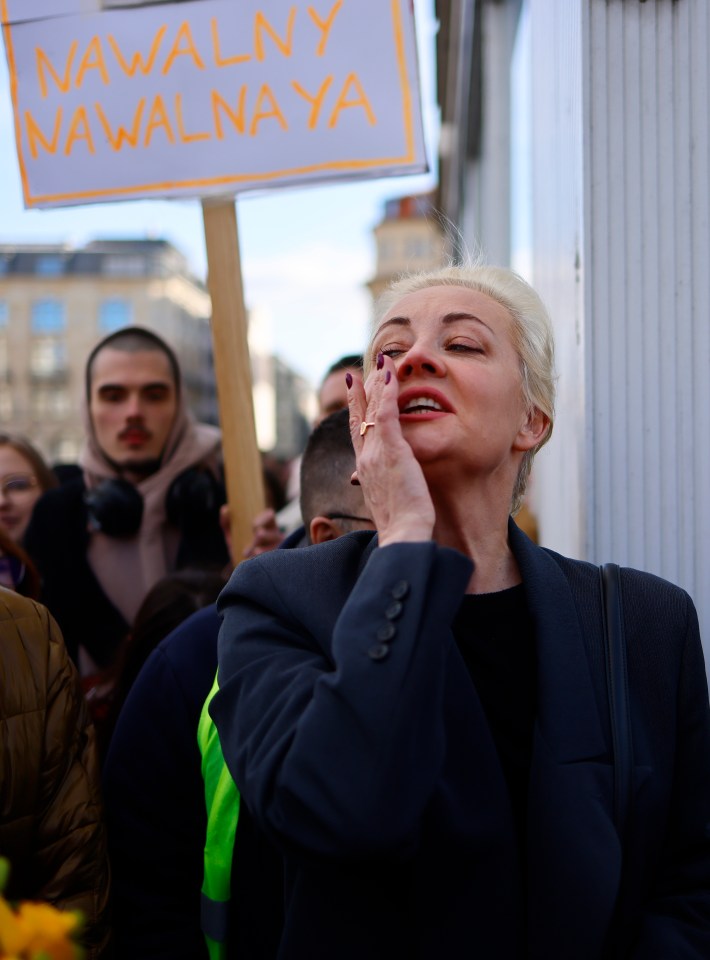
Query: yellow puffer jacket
[{"left": 0, "top": 587, "right": 111, "bottom": 958}]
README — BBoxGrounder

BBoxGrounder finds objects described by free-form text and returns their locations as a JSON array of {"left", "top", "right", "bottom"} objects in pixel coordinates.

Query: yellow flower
[
  {"left": 0, "top": 895, "right": 83, "bottom": 960},
  {"left": 0, "top": 893, "right": 24, "bottom": 954}
]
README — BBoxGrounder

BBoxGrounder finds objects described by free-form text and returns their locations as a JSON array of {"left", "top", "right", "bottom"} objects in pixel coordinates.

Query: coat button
[
  {"left": 385, "top": 600, "right": 403, "bottom": 620},
  {"left": 377, "top": 623, "right": 397, "bottom": 642},
  {"left": 368, "top": 643, "right": 390, "bottom": 661},
  {"left": 391, "top": 580, "right": 410, "bottom": 600}
]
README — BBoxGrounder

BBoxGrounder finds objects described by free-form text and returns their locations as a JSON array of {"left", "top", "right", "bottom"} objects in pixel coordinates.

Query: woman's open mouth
[
  {"left": 398, "top": 388, "right": 453, "bottom": 420},
  {"left": 401, "top": 396, "right": 445, "bottom": 414}
]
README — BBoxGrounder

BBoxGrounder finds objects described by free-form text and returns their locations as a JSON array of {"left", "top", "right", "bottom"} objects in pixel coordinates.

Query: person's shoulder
[
  {"left": 31, "top": 475, "right": 86, "bottom": 517},
  {"left": 188, "top": 421, "right": 222, "bottom": 461},
  {"left": 121, "top": 611, "right": 219, "bottom": 731},
  {"left": 156, "top": 603, "right": 220, "bottom": 678},
  {"left": 24, "top": 477, "right": 88, "bottom": 556},
  {"left": 546, "top": 547, "right": 690, "bottom": 595},
  {"left": 0, "top": 588, "right": 56, "bottom": 649},
  {"left": 247, "top": 529, "right": 376, "bottom": 578},
  {"left": 0, "top": 590, "right": 60, "bottom": 713},
  {"left": 543, "top": 547, "right": 696, "bottom": 632},
  {"left": 0, "top": 585, "right": 42, "bottom": 622},
  {"left": 220, "top": 531, "right": 377, "bottom": 609}
]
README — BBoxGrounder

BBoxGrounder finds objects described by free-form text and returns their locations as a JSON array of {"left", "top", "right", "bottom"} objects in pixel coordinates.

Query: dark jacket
[
  {"left": 103, "top": 605, "right": 283, "bottom": 959},
  {"left": 0, "top": 587, "right": 111, "bottom": 958},
  {"left": 24, "top": 474, "right": 228, "bottom": 667},
  {"left": 211, "top": 522, "right": 710, "bottom": 959},
  {"left": 24, "top": 477, "right": 129, "bottom": 666}
]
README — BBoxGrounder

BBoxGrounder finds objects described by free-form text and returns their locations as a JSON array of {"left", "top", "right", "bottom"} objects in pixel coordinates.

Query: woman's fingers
[
  {"left": 346, "top": 368, "right": 369, "bottom": 451},
  {"left": 345, "top": 353, "right": 435, "bottom": 544},
  {"left": 350, "top": 353, "right": 398, "bottom": 447}
]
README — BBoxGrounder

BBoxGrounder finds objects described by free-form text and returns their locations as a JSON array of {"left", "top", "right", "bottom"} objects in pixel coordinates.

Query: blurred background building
[
  {"left": 0, "top": 238, "right": 310, "bottom": 463},
  {"left": 367, "top": 193, "right": 451, "bottom": 301}
]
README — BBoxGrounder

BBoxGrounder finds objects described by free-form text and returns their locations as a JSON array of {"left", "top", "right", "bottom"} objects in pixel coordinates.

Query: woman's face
[
  {"left": 370, "top": 285, "right": 545, "bottom": 485},
  {"left": 0, "top": 445, "right": 42, "bottom": 543}
]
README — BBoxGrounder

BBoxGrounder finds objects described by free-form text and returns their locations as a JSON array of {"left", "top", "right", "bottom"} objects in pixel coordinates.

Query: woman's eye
[
  {"left": 447, "top": 341, "right": 483, "bottom": 353},
  {"left": 379, "top": 347, "right": 404, "bottom": 358}
]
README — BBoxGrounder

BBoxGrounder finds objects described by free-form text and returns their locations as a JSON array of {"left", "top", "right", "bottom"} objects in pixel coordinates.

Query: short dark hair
[
  {"left": 321, "top": 354, "right": 363, "bottom": 382},
  {"left": 299, "top": 409, "right": 356, "bottom": 529},
  {"left": 85, "top": 326, "right": 181, "bottom": 400}
]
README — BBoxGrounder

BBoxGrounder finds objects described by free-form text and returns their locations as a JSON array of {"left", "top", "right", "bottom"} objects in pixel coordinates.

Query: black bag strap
[{"left": 600, "top": 562, "right": 633, "bottom": 840}]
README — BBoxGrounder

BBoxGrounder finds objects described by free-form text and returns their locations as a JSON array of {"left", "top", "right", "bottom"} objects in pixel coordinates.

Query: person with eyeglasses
[
  {"left": 299, "top": 407, "right": 375, "bottom": 543},
  {"left": 0, "top": 434, "right": 57, "bottom": 545}
]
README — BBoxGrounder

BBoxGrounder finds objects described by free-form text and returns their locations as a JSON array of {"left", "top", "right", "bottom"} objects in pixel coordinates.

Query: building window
[
  {"left": 30, "top": 337, "right": 67, "bottom": 376},
  {"left": 99, "top": 298, "right": 132, "bottom": 333},
  {"left": 0, "top": 301, "right": 7, "bottom": 329},
  {"left": 31, "top": 299, "right": 66, "bottom": 334},
  {"left": 32, "top": 388, "right": 70, "bottom": 419},
  {"left": 103, "top": 255, "right": 145, "bottom": 277},
  {"left": 378, "top": 238, "right": 395, "bottom": 262},
  {"left": 404, "top": 238, "right": 432, "bottom": 260},
  {"left": 35, "top": 255, "right": 64, "bottom": 276}
]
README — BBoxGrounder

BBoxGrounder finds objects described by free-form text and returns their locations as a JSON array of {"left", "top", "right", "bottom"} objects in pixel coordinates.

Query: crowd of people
[{"left": 2, "top": 262, "right": 710, "bottom": 959}]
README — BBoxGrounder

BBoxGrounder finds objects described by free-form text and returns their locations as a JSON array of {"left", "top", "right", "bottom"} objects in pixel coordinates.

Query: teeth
[{"left": 403, "top": 396, "right": 444, "bottom": 413}]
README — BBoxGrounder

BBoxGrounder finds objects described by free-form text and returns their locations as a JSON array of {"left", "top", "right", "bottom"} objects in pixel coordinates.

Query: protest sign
[
  {"left": 1, "top": 0, "right": 425, "bottom": 208},
  {"left": 1, "top": 0, "right": 427, "bottom": 556}
]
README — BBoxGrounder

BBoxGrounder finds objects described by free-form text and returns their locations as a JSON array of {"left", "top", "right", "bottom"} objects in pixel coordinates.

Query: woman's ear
[{"left": 513, "top": 407, "right": 550, "bottom": 452}]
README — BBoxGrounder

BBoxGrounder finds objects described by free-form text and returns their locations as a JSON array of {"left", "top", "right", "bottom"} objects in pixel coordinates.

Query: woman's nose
[{"left": 397, "top": 344, "right": 444, "bottom": 379}]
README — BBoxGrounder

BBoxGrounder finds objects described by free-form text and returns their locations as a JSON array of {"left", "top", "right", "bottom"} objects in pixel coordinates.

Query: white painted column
[{"left": 527, "top": 0, "right": 710, "bottom": 660}]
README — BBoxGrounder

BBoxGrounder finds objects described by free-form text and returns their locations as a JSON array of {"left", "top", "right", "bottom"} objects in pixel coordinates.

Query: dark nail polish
[
  {"left": 376, "top": 352, "right": 384, "bottom": 370},
  {"left": 345, "top": 372, "right": 353, "bottom": 388},
  {"left": 385, "top": 370, "right": 391, "bottom": 384}
]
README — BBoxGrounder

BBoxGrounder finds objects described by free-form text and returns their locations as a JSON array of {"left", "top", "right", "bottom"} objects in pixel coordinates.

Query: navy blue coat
[{"left": 212, "top": 522, "right": 710, "bottom": 959}]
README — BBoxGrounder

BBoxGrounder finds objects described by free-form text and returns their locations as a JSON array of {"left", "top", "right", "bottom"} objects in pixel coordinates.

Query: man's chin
[{"left": 109, "top": 455, "right": 162, "bottom": 479}]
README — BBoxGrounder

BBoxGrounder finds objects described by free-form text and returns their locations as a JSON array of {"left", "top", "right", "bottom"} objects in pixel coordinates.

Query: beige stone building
[
  {"left": 0, "top": 239, "right": 218, "bottom": 463},
  {"left": 0, "top": 238, "right": 313, "bottom": 467},
  {"left": 367, "top": 193, "right": 450, "bottom": 302}
]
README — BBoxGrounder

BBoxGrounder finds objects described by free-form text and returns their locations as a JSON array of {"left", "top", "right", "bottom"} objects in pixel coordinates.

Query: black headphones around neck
[
  {"left": 85, "top": 477, "right": 143, "bottom": 538},
  {"left": 83, "top": 466, "right": 229, "bottom": 569}
]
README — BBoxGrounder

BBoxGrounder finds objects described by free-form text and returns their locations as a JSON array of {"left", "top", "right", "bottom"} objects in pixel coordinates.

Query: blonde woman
[{"left": 213, "top": 264, "right": 710, "bottom": 959}]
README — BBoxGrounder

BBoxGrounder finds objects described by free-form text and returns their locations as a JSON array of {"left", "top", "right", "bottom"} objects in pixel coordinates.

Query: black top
[{"left": 453, "top": 584, "right": 536, "bottom": 856}]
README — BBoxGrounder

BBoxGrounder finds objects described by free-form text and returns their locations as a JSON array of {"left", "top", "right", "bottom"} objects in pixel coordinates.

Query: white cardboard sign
[{"left": 1, "top": 0, "right": 426, "bottom": 207}]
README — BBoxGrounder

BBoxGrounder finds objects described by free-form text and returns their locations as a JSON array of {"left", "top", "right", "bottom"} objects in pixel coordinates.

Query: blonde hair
[{"left": 367, "top": 263, "right": 556, "bottom": 514}]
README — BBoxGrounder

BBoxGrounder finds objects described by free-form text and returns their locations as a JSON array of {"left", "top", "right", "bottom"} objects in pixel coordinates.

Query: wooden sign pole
[{"left": 202, "top": 197, "right": 265, "bottom": 562}]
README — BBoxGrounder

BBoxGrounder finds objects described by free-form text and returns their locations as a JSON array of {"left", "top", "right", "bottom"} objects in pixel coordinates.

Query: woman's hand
[{"left": 347, "top": 353, "right": 435, "bottom": 546}]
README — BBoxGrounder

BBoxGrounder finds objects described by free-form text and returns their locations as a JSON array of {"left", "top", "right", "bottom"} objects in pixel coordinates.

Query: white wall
[
  {"left": 522, "top": 0, "right": 587, "bottom": 560},
  {"left": 523, "top": 0, "right": 710, "bottom": 658},
  {"left": 453, "top": 0, "right": 710, "bottom": 662}
]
